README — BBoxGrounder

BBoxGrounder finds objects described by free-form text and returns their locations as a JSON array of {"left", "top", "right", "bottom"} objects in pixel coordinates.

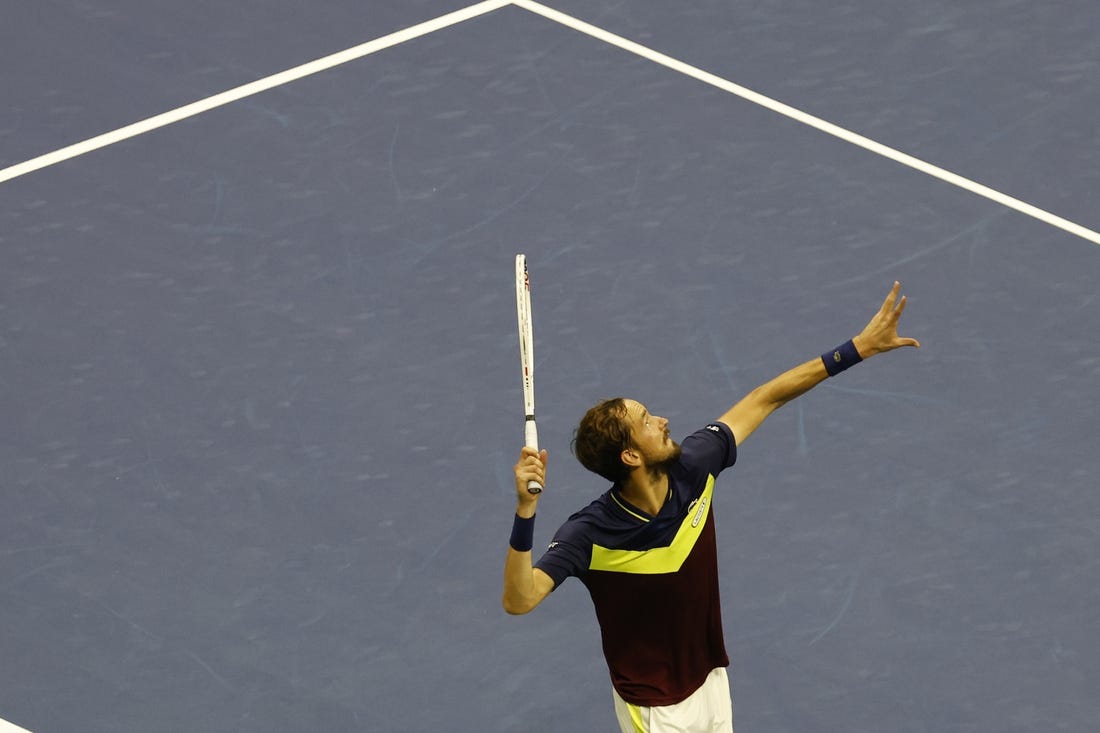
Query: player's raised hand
[
  {"left": 853, "top": 281, "right": 921, "bottom": 357},
  {"left": 513, "top": 447, "right": 547, "bottom": 511}
]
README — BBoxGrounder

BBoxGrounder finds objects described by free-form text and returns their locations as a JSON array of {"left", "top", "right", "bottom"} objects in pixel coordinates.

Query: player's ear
[{"left": 621, "top": 448, "right": 641, "bottom": 468}]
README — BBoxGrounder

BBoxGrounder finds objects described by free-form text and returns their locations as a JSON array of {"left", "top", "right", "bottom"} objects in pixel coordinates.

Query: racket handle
[{"left": 525, "top": 419, "right": 542, "bottom": 494}]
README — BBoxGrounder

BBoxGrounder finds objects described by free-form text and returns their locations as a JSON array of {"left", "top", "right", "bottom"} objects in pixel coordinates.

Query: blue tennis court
[{"left": 2, "top": 2, "right": 1098, "bottom": 731}]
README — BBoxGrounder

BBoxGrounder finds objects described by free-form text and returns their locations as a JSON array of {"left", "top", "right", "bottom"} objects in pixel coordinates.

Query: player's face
[{"left": 624, "top": 400, "right": 681, "bottom": 465}]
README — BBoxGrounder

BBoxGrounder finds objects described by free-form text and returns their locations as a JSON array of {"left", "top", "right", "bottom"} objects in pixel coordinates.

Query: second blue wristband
[{"left": 822, "top": 339, "right": 863, "bottom": 376}]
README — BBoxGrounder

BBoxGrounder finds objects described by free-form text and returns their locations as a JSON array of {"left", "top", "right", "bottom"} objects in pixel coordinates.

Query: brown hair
[{"left": 571, "top": 398, "right": 634, "bottom": 483}]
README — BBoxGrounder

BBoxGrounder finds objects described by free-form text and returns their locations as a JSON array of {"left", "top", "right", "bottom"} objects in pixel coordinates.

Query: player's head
[
  {"left": 572, "top": 398, "right": 681, "bottom": 482},
  {"left": 572, "top": 398, "right": 633, "bottom": 482}
]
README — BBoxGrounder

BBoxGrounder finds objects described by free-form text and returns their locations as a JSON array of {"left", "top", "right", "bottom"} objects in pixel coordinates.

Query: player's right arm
[{"left": 502, "top": 447, "right": 556, "bottom": 615}]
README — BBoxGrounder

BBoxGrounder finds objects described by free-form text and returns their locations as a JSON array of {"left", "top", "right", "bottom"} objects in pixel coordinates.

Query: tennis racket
[{"left": 515, "top": 254, "right": 542, "bottom": 494}]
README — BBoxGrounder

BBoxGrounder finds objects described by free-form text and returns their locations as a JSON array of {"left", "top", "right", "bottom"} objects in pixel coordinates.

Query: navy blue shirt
[{"left": 536, "top": 422, "right": 737, "bottom": 706}]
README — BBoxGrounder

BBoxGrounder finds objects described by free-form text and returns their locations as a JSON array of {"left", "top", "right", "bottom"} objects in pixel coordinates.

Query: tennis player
[{"left": 502, "top": 281, "right": 920, "bottom": 732}]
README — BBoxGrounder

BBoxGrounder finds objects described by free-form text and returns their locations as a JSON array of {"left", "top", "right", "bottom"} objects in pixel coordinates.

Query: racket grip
[{"left": 524, "top": 419, "right": 542, "bottom": 494}]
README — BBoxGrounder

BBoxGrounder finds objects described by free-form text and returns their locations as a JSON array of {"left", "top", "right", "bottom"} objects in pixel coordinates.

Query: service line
[
  {"left": 0, "top": 717, "right": 32, "bottom": 733},
  {"left": 512, "top": 0, "right": 1099, "bottom": 246}
]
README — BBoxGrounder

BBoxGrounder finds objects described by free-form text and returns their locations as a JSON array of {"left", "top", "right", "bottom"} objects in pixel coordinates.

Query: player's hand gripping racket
[{"left": 515, "top": 254, "right": 542, "bottom": 494}]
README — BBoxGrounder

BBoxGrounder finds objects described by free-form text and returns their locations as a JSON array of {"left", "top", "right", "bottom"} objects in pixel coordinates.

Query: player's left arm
[{"left": 718, "top": 281, "right": 920, "bottom": 446}]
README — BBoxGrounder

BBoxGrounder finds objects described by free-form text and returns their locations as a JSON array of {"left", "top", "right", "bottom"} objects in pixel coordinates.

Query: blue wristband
[
  {"left": 509, "top": 514, "right": 535, "bottom": 552},
  {"left": 822, "top": 339, "right": 863, "bottom": 376}
]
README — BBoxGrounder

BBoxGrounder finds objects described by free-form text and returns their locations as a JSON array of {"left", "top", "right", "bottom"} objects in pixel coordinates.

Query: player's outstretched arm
[
  {"left": 502, "top": 447, "right": 555, "bottom": 615},
  {"left": 719, "top": 281, "right": 919, "bottom": 446}
]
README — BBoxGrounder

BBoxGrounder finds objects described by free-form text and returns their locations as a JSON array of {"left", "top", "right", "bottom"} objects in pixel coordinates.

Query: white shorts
[{"left": 612, "top": 667, "right": 734, "bottom": 733}]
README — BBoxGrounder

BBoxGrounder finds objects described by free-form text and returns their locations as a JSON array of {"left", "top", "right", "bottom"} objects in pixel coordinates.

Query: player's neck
[{"left": 620, "top": 469, "right": 670, "bottom": 517}]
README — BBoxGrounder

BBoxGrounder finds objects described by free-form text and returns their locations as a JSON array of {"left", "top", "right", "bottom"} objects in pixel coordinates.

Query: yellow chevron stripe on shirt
[{"left": 590, "top": 475, "right": 715, "bottom": 574}]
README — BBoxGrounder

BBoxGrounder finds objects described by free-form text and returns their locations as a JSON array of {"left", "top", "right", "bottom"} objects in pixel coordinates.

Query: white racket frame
[{"left": 515, "top": 254, "right": 542, "bottom": 494}]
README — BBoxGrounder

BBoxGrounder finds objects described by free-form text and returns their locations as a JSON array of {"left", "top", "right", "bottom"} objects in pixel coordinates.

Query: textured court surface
[{"left": 2, "top": 2, "right": 1098, "bottom": 731}]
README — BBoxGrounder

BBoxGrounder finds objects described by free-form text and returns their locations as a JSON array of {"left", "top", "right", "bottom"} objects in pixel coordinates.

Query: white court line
[
  {"left": 2, "top": 0, "right": 1097, "bottom": 248},
  {"left": 0, "top": 0, "right": 511, "bottom": 185},
  {"left": 0, "top": 717, "right": 32, "bottom": 733},
  {"left": 514, "top": 0, "right": 1100, "bottom": 246}
]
